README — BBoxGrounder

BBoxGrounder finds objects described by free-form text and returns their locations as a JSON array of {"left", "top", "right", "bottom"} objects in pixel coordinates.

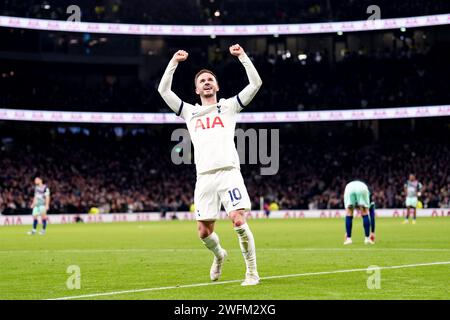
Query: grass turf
[{"left": 0, "top": 217, "right": 449, "bottom": 300}]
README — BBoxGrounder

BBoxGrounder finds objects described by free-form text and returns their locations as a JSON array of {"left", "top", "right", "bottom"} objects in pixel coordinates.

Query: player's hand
[
  {"left": 45, "top": 205, "right": 49, "bottom": 211},
  {"left": 172, "top": 50, "right": 188, "bottom": 63},
  {"left": 229, "top": 44, "right": 244, "bottom": 57},
  {"left": 417, "top": 192, "right": 421, "bottom": 197}
]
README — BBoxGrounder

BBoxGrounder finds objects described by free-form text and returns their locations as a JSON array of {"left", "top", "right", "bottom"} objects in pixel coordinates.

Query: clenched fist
[
  {"left": 172, "top": 50, "right": 189, "bottom": 62},
  {"left": 229, "top": 44, "right": 244, "bottom": 57}
]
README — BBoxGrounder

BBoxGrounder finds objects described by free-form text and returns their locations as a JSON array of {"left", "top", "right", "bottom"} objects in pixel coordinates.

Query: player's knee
[
  {"left": 233, "top": 220, "right": 245, "bottom": 227},
  {"left": 199, "top": 230, "right": 213, "bottom": 239},
  {"left": 197, "top": 224, "right": 212, "bottom": 239},
  {"left": 230, "top": 210, "right": 246, "bottom": 227}
]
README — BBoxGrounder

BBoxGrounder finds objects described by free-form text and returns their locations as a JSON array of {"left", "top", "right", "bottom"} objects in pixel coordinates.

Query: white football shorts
[{"left": 194, "top": 167, "right": 251, "bottom": 221}]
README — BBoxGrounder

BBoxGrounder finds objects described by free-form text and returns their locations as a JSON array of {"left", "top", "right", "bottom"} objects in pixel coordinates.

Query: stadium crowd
[
  {"left": 1, "top": 0, "right": 450, "bottom": 24},
  {"left": 1, "top": 126, "right": 449, "bottom": 215},
  {"left": 1, "top": 46, "right": 449, "bottom": 113}
]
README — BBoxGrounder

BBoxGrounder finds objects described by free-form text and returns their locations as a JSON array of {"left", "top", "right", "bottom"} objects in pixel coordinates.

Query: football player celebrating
[{"left": 158, "top": 44, "right": 262, "bottom": 286}]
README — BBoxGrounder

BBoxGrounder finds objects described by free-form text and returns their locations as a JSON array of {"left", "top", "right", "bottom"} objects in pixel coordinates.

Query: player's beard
[{"left": 201, "top": 88, "right": 216, "bottom": 98}]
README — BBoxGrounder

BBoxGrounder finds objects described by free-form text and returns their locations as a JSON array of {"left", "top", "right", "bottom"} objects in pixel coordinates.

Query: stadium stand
[{"left": 1, "top": 121, "right": 448, "bottom": 215}]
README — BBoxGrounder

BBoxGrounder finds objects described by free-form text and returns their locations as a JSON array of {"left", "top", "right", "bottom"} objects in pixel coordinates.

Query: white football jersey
[
  {"left": 158, "top": 52, "right": 262, "bottom": 175},
  {"left": 179, "top": 97, "right": 243, "bottom": 174}
]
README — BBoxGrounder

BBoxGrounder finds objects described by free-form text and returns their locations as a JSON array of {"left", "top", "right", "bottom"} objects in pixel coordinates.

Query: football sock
[
  {"left": 405, "top": 208, "right": 410, "bottom": 220},
  {"left": 234, "top": 223, "right": 257, "bottom": 275},
  {"left": 413, "top": 210, "right": 416, "bottom": 220},
  {"left": 32, "top": 219, "right": 38, "bottom": 230},
  {"left": 42, "top": 219, "right": 47, "bottom": 230},
  {"left": 345, "top": 216, "right": 353, "bottom": 238},
  {"left": 201, "top": 232, "right": 224, "bottom": 258},
  {"left": 369, "top": 209, "right": 376, "bottom": 233},
  {"left": 362, "top": 215, "right": 370, "bottom": 237}
]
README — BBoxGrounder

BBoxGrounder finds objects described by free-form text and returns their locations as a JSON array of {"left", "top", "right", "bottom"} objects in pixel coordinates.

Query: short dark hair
[{"left": 194, "top": 69, "right": 218, "bottom": 85}]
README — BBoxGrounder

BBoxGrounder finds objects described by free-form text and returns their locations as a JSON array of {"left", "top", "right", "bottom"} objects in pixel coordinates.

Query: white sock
[
  {"left": 201, "top": 232, "right": 224, "bottom": 258},
  {"left": 234, "top": 223, "right": 257, "bottom": 275}
]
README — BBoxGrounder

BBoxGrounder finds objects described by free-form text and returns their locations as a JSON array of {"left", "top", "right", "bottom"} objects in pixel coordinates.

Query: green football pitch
[{"left": 0, "top": 217, "right": 449, "bottom": 300}]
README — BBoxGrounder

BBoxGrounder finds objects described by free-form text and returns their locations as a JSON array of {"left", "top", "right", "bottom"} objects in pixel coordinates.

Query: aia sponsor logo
[
  {"left": 416, "top": 107, "right": 430, "bottom": 116},
  {"left": 47, "top": 21, "right": 61, "bottom": 29},
  {"left": 239, "top": 114, "right": 256, "bottom": 122},
  {"left": 90, "top": 114, "right": 104, "bottom": 121},
  {"left": 108, "top": 24, "right": 120, "bottom": 33},
  {"left": 28, "top": 20, "right": 40, "bottom": 28},
  {"left": 405, "top": 18, "right": 418, "bottom": 26},
  {"left": 132, "top": 114, "right": 145, "bottom": 122},
  {"left": 87, "top": 24, "right": 100, "bottom": 31},
  {"left": 14, "top": 111, "right": 25, "bottom": 119},
  {"left": 284, "top": 113, "right": 299, "bottom": 120},
  {"left": 50, "top": 113, "right": 63, "bottom": 120},
  {"left": 234, "top": 26, "right": 248, "bottom": 34},
  {"left": 373, "top": 110, "right": 387, "bottom": 117},
  {"left": 426, "top": 16, "right": 439, "bottom": 24},
  {"left": 262, "top": 113, "right": 277, "bottom": 121},
  {"left": 329, "top": 111, "right": 343, "bottom": 120},
  {"left": 277, "top": 25, "right": 290, "bottom": 33},
  {"left": 256, "top": 26, "right": 269, "bottom": 33},
  {"left": 298, "top": 25, "right": 312, "bottom": 33},
  {"left": 170, "top": 26, "right": 184, "bottom": 34},
  {"left": 32, "top": 112, "right": 44, "bottom": 120},
  {"left": 213, "top": 26, "right": 226, "bottom": 34},
  {"left": 351, "top": 110, "right": 365, "bottom": 118},
  {"left": 111, "top": 114, "right": 124, "bottom": 122},
  {"left": 194, "top": 116, "right": 224, "bottom": 131},
  {"left": 152, "top": 114, "right": 166, "bottom": 122},
  {"left": 395, "top": 108, "right": 409, "bottom": 117},
  {"left": 128, "top": 25, "right": 142, "bottom": 33},
  {"left": 8, "top": 18, "right": 20, "bottom": 26},
  {"left": 437, "top": 106, "right": 450, "bottom": 114},
  {"left": 191, "top": 26, "right": 205, "bottom": 34},
  {"left": 341, "top": 23, "right": 355, "bottom": 30},
  {"left": 70, "top": 113, "right": 83, "bottom": 121},
  {"left": 148, "top": 25, "right": 163, "bottom": 33},
  {"left": 320, "top": 24, "right": 333, "bottom": 31},
  {"left": 383, "top": 19, "right": 398, "bottom": 28},
  {"left": 307, "top": 112, "right": 321, "bottom": 120}
]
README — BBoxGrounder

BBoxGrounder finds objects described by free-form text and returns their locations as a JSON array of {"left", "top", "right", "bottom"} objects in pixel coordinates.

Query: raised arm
[
  {"left": 230, "top": 44, "right": 263, "bottom": 108},
  {"left": 157, "top": 50, "right": 188, "bottom": 115}
]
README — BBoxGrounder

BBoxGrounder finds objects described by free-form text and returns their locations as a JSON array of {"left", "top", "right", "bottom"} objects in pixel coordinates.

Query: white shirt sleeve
[
  {"left": 157, "top": 59, "right": 184, "bottom": 116},
  {"left": 235, "top": 53, "right": 263, "bottom": 112}
]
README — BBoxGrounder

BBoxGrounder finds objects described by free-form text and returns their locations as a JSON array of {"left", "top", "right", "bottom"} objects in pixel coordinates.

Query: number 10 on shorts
[{"left": 228, "top": 188, "right": 242, "bottom": 203}]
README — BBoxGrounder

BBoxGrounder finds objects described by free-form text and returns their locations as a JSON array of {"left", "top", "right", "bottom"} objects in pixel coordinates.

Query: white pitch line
[
  {"left": 1, "top": 248, "right": 450, "bottom": 254},
  {"left": 48, "top": 261, "right": 450, "bottom": 300}
]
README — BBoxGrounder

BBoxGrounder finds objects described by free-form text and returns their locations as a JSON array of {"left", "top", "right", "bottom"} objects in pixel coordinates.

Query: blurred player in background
[
  {"left": 158, "top": 44, "right": 262, "bottom": 285},
  {"left": 28, "top": 176, "right": 50, "bottom": 235},
  {"left": 343, "top": 180, "right": 375, "bottom": 245},
  {"left": 369, "top": 199, "right": 376, "bottom": 242},
  {"left": 403, "top": 174, "right": 423, "bottom": 224}
]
